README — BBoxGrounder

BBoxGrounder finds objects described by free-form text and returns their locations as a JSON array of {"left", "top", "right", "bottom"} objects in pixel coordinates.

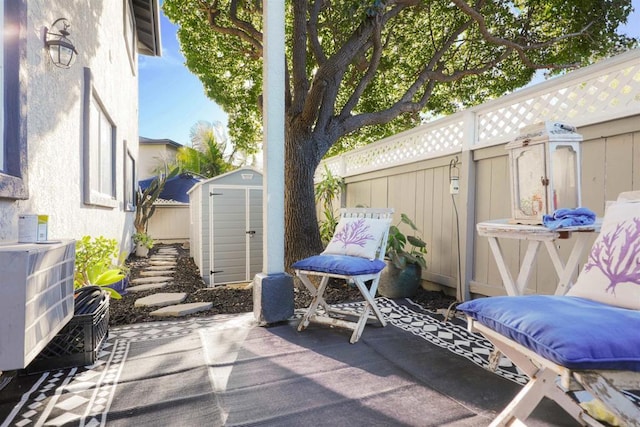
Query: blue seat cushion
[
  {"left": 458, "top": 295, "right": 640, "bottom": 371},
  {"left": 292, "top": 255, "right": 386, "bottom": 276}
]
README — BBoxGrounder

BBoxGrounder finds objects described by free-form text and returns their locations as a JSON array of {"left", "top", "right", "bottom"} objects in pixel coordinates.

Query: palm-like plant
[
  {"left": 174, "top": 121, "right": 234, "bottom": 178},
  {"left": 315, "top": 166, "right": 344, "bottom": 246},
  {"left": 134, "top": 169, "right": 178, "bottom": 234}
]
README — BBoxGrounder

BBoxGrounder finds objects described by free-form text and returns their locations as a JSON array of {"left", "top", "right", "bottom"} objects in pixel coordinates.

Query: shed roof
[{"left": 187, "top": 167, "right": 263, "bottom": 195}]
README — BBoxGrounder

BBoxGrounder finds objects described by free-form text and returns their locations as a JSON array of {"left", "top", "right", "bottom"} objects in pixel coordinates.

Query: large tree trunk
[{"left": 284, "top": 128, "right": 324, "bottom": 269}]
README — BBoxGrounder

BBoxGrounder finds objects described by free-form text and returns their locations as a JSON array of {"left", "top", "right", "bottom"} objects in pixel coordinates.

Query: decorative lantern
[
  {"left": 44, "top": 18, "right": 78, "bottom": 69},
  {"left": 506, "top": 121, "right": 582, "bottom": 224}
]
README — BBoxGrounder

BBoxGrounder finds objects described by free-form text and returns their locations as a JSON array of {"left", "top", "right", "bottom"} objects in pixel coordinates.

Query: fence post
[{"left": 456, "top": 111, "right": 477, "bottom": 301}]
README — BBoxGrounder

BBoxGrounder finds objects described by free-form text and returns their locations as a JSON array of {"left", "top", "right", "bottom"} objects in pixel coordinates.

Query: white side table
[{"left": 476, "top": 219, "right": 601, "bottom": 296}]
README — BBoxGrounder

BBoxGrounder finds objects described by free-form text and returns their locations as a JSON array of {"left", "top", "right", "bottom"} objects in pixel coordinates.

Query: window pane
[
  {"left": 99, "top": 111, "right": 112, "bottom": 193},
  {"left": 82, "top": 67, "right": 117, "bottom": 207},
  {"left": 90, "top": 97, "right": 100, "bottom": 192}
]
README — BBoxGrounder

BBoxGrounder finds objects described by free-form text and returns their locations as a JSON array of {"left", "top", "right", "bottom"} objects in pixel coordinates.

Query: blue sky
[
  {"left": 138, "top": 2, "right": 640, "bottom": 147},
  {"left": 138, "top": 6, "right": 228, "bottom": 146}
]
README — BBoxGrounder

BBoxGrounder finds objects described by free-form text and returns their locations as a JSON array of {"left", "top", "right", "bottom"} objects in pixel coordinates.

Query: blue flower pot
[
  {"left": 378, "top": 261, "right": 422, "bottom": 298},
  {"left": 106, "top": 276, "right": 129, "bottom": 296}
]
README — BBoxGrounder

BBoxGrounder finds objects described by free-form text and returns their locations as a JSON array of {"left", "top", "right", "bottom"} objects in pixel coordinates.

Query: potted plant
[
  {"left": 133, "top": 232, "right": 154, "bottom": 257},
  {"left": 315, "top": 165, "right": 345, "bottom": 246},
  {"left": 27, "top": 236, "right": 125, "bottom": 372},
  {"left": 74, "top": 235, "right": 125, "bottom": 300},
  {"left": 378, "top": 213, "right": 427, "bottom": 298}
]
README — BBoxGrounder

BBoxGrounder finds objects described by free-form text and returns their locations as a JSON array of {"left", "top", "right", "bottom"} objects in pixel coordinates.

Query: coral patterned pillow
[
  {"left": 322, "top": 217, "right": 391, "bottom": 260},
  {"left": 567, "top": 200, "right": 640, "bottom": 309}
]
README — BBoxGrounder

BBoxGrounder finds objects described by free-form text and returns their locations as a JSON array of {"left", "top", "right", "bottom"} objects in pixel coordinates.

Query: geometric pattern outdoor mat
[{"left": 2, "top": 298, "right": 639, "bottom": 426}]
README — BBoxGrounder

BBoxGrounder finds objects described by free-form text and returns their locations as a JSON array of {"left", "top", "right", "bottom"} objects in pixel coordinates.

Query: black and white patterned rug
[{"left": 2, "top": 298, "right": 638, "bottom": 426}]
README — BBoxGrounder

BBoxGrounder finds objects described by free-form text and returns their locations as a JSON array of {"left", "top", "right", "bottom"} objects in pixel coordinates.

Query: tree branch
[
  {"left": 307, "top": 1, "right": 326, "bottom": 64},
  {"left": 450, "top": 0, "right": 590, "bottom": 69},
  {"left": 291, "top": 0, "right": 310, "bottom": 115},
  {"left": 339, "top": 18, "right": 385, "bottom": 119},
  {"left": 201, "top": 0, "right": 263, "bottom": 58}
]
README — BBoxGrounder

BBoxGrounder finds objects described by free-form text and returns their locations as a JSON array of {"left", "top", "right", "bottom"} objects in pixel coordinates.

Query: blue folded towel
[{"left": 543, "top": 207, "right": 596, "bottom": 230}]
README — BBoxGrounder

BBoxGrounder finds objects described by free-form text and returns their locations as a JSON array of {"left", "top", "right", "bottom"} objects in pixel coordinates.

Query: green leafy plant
[
  {"left": 74, "top": 235, "right": 124, "bottom": 299},
  {"left": 315, "top": 165, "right": 345, "bottom": 246},
  {"left": 386, "top": 214, "right": 427, "bottom": 270},
  {"left": 133, "top": 232, "right": 154, "bottom": 249}
]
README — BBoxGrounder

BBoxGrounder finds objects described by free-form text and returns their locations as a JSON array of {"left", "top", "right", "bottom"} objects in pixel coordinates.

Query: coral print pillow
[
  {"left": 567, "top": 200, "right": 640, "bottom": 309},
  {"left": 322, "top": 217, "right": 391, "bottom": 260}
]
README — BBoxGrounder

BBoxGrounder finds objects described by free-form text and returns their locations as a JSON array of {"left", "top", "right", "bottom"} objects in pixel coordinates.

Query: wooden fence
[{"left": 319, "top": 49, "right": 640, "bottom": 300}]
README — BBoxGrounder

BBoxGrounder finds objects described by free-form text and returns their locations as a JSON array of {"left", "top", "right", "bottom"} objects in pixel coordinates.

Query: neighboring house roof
[
  {"left": 133, "top": 0, "right": 162, "bottom": 56},
  {"left": 140, "top": 136, "right": 183, "bottom": 149},
  {"left": 139, "top": 173, "right": 202, "bottom": 203}
]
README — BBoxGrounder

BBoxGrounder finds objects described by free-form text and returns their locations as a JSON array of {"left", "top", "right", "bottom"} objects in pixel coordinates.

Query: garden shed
[{"left": 187, "top": 167, "right": 263, "bottom": 286}]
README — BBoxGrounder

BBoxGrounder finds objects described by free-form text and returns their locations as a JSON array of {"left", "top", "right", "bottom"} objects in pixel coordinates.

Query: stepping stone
[
  {"left": 140, "top": 270, "right": 175, "bottom": 277},
  {"left": 130, "top": 276, "right": 173, "bottom": 284},
  {"left": 150, "top": 256, "right": 176, "bottom": 261},
  {"left": 135, "top": 293, "right": 187, "bottom": 307},
  {"left": 127, "top": 283, "right": 170, "bottom": 293},
  {"left": 149, "top": 302, "right": 213, "bottom": 317},
  {"left": 158, "top": 248, "right": 178, "bottom": 253},
  {"left": 145, "top": 265, "right": 176, "bottom": 271},
  {"left": 149, "top": 261, "right": 177, "bottom": 267}
]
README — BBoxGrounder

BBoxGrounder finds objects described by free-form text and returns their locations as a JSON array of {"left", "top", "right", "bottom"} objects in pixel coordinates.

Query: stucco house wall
[
  {"left": 138, "top": 137, "right": 183, "bottom": 179},
  {"left": 0, "top": 0, "right": 160, "bottom": 255}
]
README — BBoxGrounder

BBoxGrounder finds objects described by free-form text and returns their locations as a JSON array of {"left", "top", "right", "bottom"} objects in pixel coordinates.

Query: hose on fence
[{"left": 74, "top": 286, "right": 108, "bottom": 315}]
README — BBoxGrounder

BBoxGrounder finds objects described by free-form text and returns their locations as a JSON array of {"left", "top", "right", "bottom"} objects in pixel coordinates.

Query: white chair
[
  {"left": 292, "top": 208, "right": 393, "bottom": 343},
  {"left": 458, "top": 192, "right": 640, "bottom": 426}
]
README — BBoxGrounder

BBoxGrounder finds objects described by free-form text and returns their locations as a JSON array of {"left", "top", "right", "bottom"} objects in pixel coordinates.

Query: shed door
[{"left": 209, "top": 186, "right": 263, "bottom": 285}]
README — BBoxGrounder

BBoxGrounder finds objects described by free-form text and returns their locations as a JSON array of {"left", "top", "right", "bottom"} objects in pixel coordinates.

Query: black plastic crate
[{"left": 25, "top": 295, "right": 109, "bottom": 373}]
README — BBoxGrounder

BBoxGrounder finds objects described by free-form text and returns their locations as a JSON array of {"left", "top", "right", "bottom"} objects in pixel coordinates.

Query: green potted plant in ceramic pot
[
  {"left": 378, "top": 213, "right": 427, "bottom": 298},
  {"left": 133, "top": 232, "right": 154, "bottom": 257}
]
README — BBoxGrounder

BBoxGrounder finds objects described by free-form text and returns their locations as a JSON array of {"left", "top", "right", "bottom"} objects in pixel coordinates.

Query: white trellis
[{"left": 318, "top": 49, "right": 640, "bottom": 181}]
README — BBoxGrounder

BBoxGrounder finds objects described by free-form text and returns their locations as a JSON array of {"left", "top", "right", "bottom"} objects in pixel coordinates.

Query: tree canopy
[{"left": 163, "top": 0, "right": 636, "bottom": 266}]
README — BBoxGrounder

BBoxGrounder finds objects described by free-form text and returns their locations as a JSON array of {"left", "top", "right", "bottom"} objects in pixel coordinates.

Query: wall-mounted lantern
[
  {"left": 44, "top": 18, "right": 78, "bottom": 68},
  {"left": 506, "top": 121, "right": 583, "bottom": 224}
]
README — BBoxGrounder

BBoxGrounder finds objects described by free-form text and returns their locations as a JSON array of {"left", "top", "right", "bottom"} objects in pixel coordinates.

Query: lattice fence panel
[
  {"left": 477, "top": 63, "right": 640, "bottom": 145},
  {"left": 339, "top": 120, "right": 464, "bottom": 177},
  {"left": 317, "top": 51, "right": 640, "bottom": 179}
]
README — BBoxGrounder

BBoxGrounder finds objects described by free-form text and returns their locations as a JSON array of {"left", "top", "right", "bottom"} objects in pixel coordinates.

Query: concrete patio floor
[{"left": 0, "top": 299, "right": 590, "bottom": 426}]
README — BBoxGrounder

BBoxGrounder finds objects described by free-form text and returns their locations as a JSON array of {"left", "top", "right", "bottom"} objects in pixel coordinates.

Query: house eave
[{"left": 133, "top": 0, "right": 162, "bottom": 57}]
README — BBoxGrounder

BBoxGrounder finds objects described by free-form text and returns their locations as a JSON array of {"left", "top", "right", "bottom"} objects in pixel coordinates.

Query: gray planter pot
[{"left": 378, "top": 260, "right": 422, "bottom": 298}]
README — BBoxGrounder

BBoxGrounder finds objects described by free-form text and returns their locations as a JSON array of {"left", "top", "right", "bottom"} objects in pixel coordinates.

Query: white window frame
[
  {"left": 123, "top": 0, "right": 137, "bottom": 75},
  {"left": 0, "top": 0, "right": 5, "bottom": 170},
  {"left": 123, "top": 141, "right": 136, "bottom": 212},
  {"left": 83, "top": 67, "right": 118, "bottom": 208},
  {"left": 0, "top": 0, "right": 28, "bottom": 200}
]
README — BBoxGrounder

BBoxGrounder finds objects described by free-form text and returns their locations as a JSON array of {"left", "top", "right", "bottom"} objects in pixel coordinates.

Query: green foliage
[
  {"left": 315, "top": 166, "right": 345, "bottom": 246},
  {"left": 386, "top": 214, "right": 427, "bottom": 270},
  {"left": 163, "top": 0, "right": 636, "bottom": 157},
  {"left": 133, "top": 232, "right": 154, "bottom": 249},
  {"left": 134, "top": 169, "right": 179, "bottom": 234},
  {"left": 163, "top": 0, "right": 635, "bottom": 264},
  {"left": 174, "top": 122, "right": 234, "bottom": 178},
  {"left": 74, "top": 236, "right": 124, "bottom": 300}
]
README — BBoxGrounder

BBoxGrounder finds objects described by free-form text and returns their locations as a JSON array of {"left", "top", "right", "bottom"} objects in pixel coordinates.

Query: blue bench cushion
[
  {"left": 292, "top": 255, "right": 386, "bottom": 276},
  {"left": 458, "top": 295, "right": 640, "bottom": 371}
]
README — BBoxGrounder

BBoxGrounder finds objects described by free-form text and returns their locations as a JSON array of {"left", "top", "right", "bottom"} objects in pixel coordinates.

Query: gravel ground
[{"left": 108, "top": 243, "right": 457, "bottom": 327}]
